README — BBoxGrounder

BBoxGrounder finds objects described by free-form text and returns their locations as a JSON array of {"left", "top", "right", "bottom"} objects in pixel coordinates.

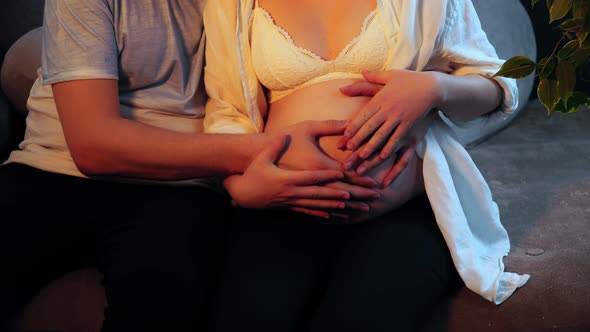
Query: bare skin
[
  {"left": 52, "top": 79, "right": 373, "bottom": 217},
  {"left": 240, "top": 0, "right": 503, "bottom": 221},
  {"left": 264, "top": 79, "right": 426, "bottom": 222}
]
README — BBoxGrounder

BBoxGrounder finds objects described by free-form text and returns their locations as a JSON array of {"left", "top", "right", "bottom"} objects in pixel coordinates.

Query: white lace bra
[{"left": 250, "top": 1, "right": 389, "bottom": 103}]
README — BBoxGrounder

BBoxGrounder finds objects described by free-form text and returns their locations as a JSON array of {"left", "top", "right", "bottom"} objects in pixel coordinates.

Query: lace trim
[{"left": 254, "top": 5, "right": 379, "bottom": 62}]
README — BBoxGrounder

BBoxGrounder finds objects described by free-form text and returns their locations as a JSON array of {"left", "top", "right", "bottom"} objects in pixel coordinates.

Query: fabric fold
[{"left": 416, "top": 120, "right": 530, "bottom": 305}]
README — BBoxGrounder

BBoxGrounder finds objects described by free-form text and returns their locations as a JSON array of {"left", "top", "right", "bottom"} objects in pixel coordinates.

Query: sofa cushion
[
  {"left": 15, "top": 268, "right": 105, "bottom": 332},
  {"left": 1, "top": 27, "right": 42, "bottom": 115}
]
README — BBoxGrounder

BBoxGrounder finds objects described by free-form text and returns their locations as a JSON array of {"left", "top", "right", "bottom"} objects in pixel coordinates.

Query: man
[{"left": 0, "top": 1, "right": 378, "bottom": 331}]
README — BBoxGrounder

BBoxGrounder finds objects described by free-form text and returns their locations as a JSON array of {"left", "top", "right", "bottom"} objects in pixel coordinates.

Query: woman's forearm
[{"left": 430, "top": 72, "right": 503, "bottom": 121}]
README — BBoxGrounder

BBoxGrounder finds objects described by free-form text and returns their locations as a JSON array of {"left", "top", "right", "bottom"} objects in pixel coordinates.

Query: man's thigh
[
  {"left": 93, "top": 181, "right": 232, "bottom": 331},
  {"left": 208, "top": 209, "right": 339, "bottom": 332},
  {"left": 0, "top": 163, "right": 98, "bottom": 327}
]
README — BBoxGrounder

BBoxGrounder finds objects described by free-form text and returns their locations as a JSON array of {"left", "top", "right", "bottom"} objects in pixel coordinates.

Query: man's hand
[{"left": 224, "top": 134, "right": 352, "bottom": 219}]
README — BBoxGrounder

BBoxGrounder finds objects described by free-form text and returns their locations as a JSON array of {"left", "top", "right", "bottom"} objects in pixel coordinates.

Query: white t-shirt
[{"left": 6, "top": 0, "right": 214, "bottom": 187}]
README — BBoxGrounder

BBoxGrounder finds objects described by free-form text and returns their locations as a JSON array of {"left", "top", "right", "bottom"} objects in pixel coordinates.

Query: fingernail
[
  {"left": 370, "top": 192, "right": 380, "bottom": 199},
  {"left": 380, "top": 152, "right": 389, "bottom": 159},
  {"left": 347, "top": 142, "right": 355, "bottom": 150},
  {"left": 357, "top": 166, "right": 366, "bottom": 175},
  {"left": 360, "top": 150, "right": 369, "bottom": 159},
  {"left": 344, "top": 130, "right": 352, "bottom": 138},
  {"left": 344, "top": 162, "right": 353, "bottom": 170},
  {"left": 341, "top": 192, "right": 351, "bottom": 199},
  {"left": 339, "top": 202, "right": 346, "bottom": 209}
]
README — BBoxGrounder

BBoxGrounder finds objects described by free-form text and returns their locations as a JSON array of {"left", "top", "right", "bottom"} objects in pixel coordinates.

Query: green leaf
[
  {"left": 559, "top": 17, "right": 585, "bottom": 30},
  {"left": 556, "top": 61, "right": 577, "bottom": 99},
  {"left": 558, "top": 40, "right": 579, "bottom": 60},
  {"left": 554, "top": 91, "right": 590, "bottom": 113},
  {"left": 538, "top": 79, "right": 561, "bottom": 114},
  {"left": 538, "top": 57, "right": 556, "bottom": 79},
  {"left": 573, "top": 0, "right": 589, "bottom": 19},
  {"left": 494, "top": 56, "right": 536, "bottom": 78},
  {"left": 550, "top": 0, "right": 574, "bottom": 23}
]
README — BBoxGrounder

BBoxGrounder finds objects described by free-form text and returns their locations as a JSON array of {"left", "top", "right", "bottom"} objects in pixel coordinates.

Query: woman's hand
[
  {"left": 275, "top": 120, "right": 381, "bottom": 213},
  {"left": 224, "top": 134, "right": 352, "bottom": 219},
  {"left": 337, "top": 70, "right": 441, "bottom": 178}
]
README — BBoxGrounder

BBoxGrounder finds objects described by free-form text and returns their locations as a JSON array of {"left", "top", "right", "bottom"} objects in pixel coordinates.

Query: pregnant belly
[{"left": 264, "top": 79, "right": 425, "bottom": 222}]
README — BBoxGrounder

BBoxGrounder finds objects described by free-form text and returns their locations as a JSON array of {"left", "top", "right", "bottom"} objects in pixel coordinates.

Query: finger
[
  {"left": 287, "top": 199, "right": 347, "bottom": 210},
  {"left": 326, "top": 181, "right": 380, "bottom": 200},
  {"left": 355, "top": 153, "right": 389, "bottom": 176},
  {"left": 343, "top": 102, "right": 381, "bottom": 141},
  {"left": 290, "top": 199, "right": 369, "bottom": 212},
  {"left": 286, "top": 169, "right": 344, "bottom": 186},
  {"left": 290, "top": 207, "right": 330, "bottom": 219},
  {"left": 258, "top": 133, "right": 287, "bottom": 163},
  {"left": 336, "top": 135, "right": 350, "bottom": 150},
  {"left": 342, "top": 149, "right": 364, "bottom": 171},
  {"left": 284, "top": 186, "right": 351, "bottom": 200},
  {"left": 380, "top": 123, "right": 410, "bottom": 160},
  {"left": 339, "top": 81, "right": 383, "bottom": 97},
  {"left": 342, "top": 171, "right": 378, "bottom": 188},
  {"left": 306, "top": 119, "right": 348, "bottom": 136},
  {"left": 343, "top": 201, "right": 371, "bottom": 212},
  {"left": 345, "top": 113, "right": 387, "bottom": 153},
  {"left": 361, "top": 69, "right": 394, "bottom": 85},
  {"left": 382, "top": 143, "right": 417, "bottom": 187},
  {"left": 358, "top": 119, "right": 398, "bottom": 161}
]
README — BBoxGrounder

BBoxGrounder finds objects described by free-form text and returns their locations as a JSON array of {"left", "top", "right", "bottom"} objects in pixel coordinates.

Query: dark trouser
[
  {"left": 208, "top": 194, "right": 461, "bottom": 332},
  {"left": 0, "top": 163, "right": 231, "bottom": 332}
]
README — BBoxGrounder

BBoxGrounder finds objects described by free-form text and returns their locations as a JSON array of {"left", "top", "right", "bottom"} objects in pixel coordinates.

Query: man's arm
[{"left": 53, "top": 79, "right": 270, "bottom": 180}]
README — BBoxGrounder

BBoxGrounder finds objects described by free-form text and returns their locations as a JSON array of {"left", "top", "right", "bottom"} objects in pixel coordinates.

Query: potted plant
[{"left": 495, "top": 0, "right": 590, "bottom": 114}]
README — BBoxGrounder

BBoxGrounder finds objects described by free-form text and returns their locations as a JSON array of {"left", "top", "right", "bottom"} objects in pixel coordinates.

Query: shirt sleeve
[
  {"left": 202, "top": 0, "right": 261, "bottom": 134},
  {"left": 429, "top": 0, "right": 519, "bottom": 146},
  {"left": 42, "top": 0, "right": 119, "bottom": 84}
]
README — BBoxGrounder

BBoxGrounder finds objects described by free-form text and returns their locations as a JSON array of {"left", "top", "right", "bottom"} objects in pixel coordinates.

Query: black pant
[
  {"left": 0, "top": 163, "right": 231, "bottom": 332},
  {"left": 208, "top": 194, "right": 461, "bottom": 332}
]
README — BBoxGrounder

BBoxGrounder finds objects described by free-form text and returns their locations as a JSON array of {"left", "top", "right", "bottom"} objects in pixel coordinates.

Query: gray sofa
[{"left": 1, "top": 1, "right": 589, "bottom": 331}]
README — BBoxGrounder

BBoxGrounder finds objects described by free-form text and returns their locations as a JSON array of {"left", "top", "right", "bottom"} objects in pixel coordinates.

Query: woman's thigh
[
  {"left": 310, "top": 194, "right": 460, "bottom": 332},
  {"left": 208, "top": 209, "right": 342, "bottom": 332},
  {"left": 92, "top": 181, "right": 232, "bottom": 332},
  {"left": 209, "top": 195, "right": 459, "bottom": 332}
]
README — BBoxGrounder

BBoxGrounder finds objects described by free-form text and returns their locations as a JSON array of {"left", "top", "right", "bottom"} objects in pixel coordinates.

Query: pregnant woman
[{"left": 203, "top": 0, "right": 529, "bottom": 330}]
